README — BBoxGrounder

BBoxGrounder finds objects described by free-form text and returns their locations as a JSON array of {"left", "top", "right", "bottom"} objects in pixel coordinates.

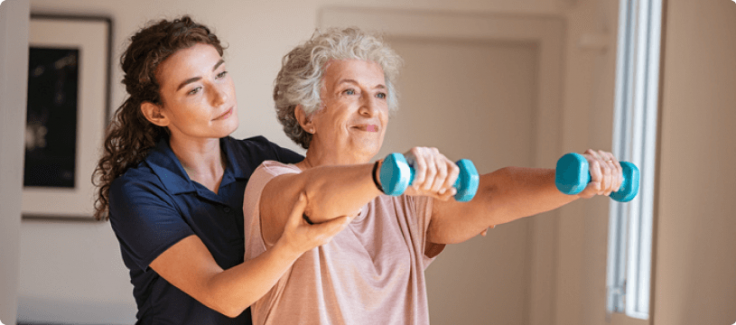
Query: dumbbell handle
[
  {"left": 555, "top": 153, "right": 640, "bottom": 202},
  {"left": 379, "top": 153, "right": 479, "bottom": 202}
]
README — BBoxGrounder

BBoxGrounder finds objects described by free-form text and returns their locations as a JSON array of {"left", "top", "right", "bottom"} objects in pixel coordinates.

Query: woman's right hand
[
  {"left": 401, "top": 147, "right": 460, "bottom": 201},
  {"left": 275, "top": 193, "right": 352, "bottom": 256}
]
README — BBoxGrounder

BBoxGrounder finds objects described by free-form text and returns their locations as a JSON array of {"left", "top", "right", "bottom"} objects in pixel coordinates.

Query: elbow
[
  {"left": 224, "top": 309, "right": 247, "bottom": 319},
  {"left": 201, "top": 285, "right": 249, "bottom": 318},
  {"left": 213, "top": 302, "right": 247, "bottom": 319}
]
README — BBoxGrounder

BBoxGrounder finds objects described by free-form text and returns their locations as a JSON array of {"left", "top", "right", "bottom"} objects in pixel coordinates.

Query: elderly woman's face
[{"left": 309, "top": 59, "right": 389, "bottom": 162}]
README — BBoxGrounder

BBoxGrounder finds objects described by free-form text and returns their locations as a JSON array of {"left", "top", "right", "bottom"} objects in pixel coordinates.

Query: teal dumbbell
[
  {"left": 555, "top": 153, "right": 640, "bottom": 202},
  {"left": 379, "top": 153, "right": 480, "bottom": 202}
]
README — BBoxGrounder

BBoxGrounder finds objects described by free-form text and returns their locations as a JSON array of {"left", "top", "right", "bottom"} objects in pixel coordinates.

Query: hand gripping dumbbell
[
  {"left": 555, "top": 153, "right": 640, "bottom": 202},
  {"left": 379, "top": 153, "right": 480, "bottom": 202}
]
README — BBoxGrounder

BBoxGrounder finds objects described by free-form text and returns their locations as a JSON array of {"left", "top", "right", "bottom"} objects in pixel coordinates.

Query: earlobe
[
  {"left": 140, "top": 102, "right": 169, "bottom": 127},
  {"left": 295, "top": 105, "right": 314, "bottom": 134}
]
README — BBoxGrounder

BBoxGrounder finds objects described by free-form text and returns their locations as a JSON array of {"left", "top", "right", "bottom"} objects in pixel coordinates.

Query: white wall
[
  {"left": 0, "top": 1, "right": 29, "bottom": 325},
  {"left": 15, "top": 0, "right": 622, "bottom": 324}
]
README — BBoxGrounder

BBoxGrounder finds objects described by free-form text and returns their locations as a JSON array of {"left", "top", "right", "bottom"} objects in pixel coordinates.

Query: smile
[
  {"left": 213, "top": 107, "right": 233, "bottom": 120},
  {"left": 352, "top": 124, "right": 379, "bottom": 132}
]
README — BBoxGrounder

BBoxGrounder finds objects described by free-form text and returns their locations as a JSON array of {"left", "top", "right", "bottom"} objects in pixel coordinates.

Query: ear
[
  {"left": 294, "top": 105, "right": 315, "bottom": 134},
  {"left": 140, "top": 102, "right": 170, "bottom": 127}
]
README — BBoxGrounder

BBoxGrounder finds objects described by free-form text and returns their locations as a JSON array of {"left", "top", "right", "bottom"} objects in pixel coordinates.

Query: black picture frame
[{"left": 23, "top": 14, "right": 112, "bottom": 221}]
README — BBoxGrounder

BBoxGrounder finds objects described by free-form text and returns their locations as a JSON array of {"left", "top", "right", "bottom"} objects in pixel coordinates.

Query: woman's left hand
[
  {"left": 577, "top": 149, "right": 624, "bottom": 199},
  {"left": 401, "top": 147, "right": 459, "bottom": 201}
]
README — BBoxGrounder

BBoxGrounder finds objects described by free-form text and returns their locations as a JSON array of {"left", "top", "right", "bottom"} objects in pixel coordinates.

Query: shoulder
[
  {"left": 248, "top": 160, "right": 302, "bottom": 189},
  {"left": 226, "top": 136, "right": 303, "bottom": 165},
  {"left": 245, "top": 161, "right": 301, "bottom": 201},
  {"left": 109, "top": 162, "right": 165, "bottom": 199},
  {"left": 108, "top": 163, "right": 177, "bottom": 221}
]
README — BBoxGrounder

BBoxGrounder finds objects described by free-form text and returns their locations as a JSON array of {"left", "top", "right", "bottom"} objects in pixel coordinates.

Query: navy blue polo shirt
[{"left": 109, "top": 136, "right": 303, "bottom": 325}]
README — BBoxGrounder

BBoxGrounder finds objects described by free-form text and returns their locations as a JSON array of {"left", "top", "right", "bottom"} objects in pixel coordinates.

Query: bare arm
[
  {"left": 150, "top": 194, "right": 347, "bottom": 318},
  {"left": 427, "top": 150, "right": 623, "bottom": 244},
  {"left": 260, "top": 163, "right": 383, "bottom": 246},
  {"left": 260, "top": 148, "right": 460, "bottom": 247},
  {"left": 428, "top": 167, "right": 576, "bottom": 244}
]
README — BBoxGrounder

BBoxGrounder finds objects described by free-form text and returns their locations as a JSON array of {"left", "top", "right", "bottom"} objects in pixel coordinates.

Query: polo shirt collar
[
  {"left": 145, "top": 137, "right": 244, "bottom": 195},
  {"left": 221, "top": 136, "right": 248, "bottom": 180}
]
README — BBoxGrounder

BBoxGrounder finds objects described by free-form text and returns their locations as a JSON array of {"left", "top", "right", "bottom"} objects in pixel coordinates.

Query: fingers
[
  {"left": 440, "top": 160, "right": 460, "bottom": 199},
  {"left": 429, "top": 150, "right": 446, "bottom": 193},
  {"left": 480, "top": 225, "right": 496, "bottom": 237},
  {"left": 405, "top": 147, "right": 457, "bottom": 200},
  {"left": 307, "top": 216, "right": 351, "bottom": 246},
  {"left": 406, "top": 147, "right": 425, "bottom": 186},
  {"left": 285, "top": 192, "right": 309, "bottom": 230},
  {"left": 597, "top": 150, "right": 620, "bottom": 195},
  {"left": 281, "top": 193, "right": 350, "bottom": 253},
  {"left": 582, "top": 149, "right": 624, "bottom": 197}
]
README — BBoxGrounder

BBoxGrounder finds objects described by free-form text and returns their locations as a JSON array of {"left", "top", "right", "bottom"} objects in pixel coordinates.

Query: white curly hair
[{"left": 273, "top": 27, "right": 403, "bottom": 149}]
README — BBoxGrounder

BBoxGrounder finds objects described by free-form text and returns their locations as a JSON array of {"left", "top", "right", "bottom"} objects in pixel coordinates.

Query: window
[{"left": 606, "top": 0, "right": 662, "bottom": 320}]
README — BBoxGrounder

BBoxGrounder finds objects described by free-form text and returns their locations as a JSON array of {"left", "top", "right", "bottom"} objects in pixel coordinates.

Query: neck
[
  {"left": 297, "top": 141, "right": 373, "bottom": 170},
  {"left": 169, "top": 136, "right": 225, "bottom": 184}
]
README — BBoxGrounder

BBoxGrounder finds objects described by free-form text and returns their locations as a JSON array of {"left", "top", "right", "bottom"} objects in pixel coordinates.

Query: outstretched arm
[
  {"left": 260, "top": 148, "right": 458, "bottom": 248},
  {"left": 427, "top": 149, "right": 623, "bottom": 244}
]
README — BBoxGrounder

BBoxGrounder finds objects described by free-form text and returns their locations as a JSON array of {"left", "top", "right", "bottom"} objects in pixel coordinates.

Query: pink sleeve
[
  {"left": 407, "top": 196, "right": 446, "bottom": 267},
  {"left": 243, "top": 161, "right": 301, "bottom": 262}
]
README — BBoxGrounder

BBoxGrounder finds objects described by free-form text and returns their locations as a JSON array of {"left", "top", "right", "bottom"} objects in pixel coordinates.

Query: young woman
[{"left": 93, "top": 16, "right": 348, "bottom": 324}]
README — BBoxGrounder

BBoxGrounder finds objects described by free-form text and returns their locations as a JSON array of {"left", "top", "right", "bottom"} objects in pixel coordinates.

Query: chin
[
  {"left": 356, "top": 145, "right": 381, "bottom": 162},
  {"left": 218, "top": 120, "right": 240, "bottom": 138}
]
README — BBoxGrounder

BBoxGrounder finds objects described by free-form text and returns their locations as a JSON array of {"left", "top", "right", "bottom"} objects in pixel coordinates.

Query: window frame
[{"left": 606, "top": 0, "right": 663, "bottom": 320}]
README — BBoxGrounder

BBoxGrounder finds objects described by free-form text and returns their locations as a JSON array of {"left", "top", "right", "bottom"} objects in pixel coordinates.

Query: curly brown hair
[{"left": 92, "top": 16, "right": 224, "bottom": 220}]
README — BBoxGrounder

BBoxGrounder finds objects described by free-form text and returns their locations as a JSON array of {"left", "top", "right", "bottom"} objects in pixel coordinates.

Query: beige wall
[
  {"left": 0, "top": 1, "right": 29, "bottom": 325},
  {"left": 19, "top": 0, "right": 722, "bottom": 324},
  {"left": 552, "top": 0, "right": 736, "bottom": 324},
  {"left": 653, "top": 0, "right": 736, "bottom": 324},
  {"left": 11, "top": 0, "right": 736, "bottom": 324},
  {"left": 18, "top": 1, "right": 572, "bottom": 324},
  {"left": 553, "top": 0, "right": 621, "bottom": 324}
]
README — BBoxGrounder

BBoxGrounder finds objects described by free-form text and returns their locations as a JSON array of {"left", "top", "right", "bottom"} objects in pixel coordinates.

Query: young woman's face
[{"left": 155, "top": 43, "right": 239, "bottom": 141}]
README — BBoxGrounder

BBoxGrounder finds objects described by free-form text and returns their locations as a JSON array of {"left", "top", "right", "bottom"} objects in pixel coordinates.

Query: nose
[
  {"left": 358, "top": 92, "right": 380, "bottom": 117},
  {"left": 209, "top": 83, "right": 228, "bottom": 107}
]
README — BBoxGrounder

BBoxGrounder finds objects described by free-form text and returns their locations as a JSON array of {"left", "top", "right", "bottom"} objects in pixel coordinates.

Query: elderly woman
[{"left": 243, "top": 28, "right": 623, "bottom": 325}]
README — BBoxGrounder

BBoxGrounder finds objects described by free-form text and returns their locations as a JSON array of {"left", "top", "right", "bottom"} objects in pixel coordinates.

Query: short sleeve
[
  {"left": 243, "top": 161, "right": 302, "bottom": 261},
  {"left": 408, "top": 196, "right": 446, "bottom": 266},
  {"left": 109, "top": 175, "right": 194, "bottom": 271}
]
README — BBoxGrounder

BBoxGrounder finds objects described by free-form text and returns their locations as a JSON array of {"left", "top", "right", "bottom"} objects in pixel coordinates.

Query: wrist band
[{"left": 372, "top": 160, "right": 385, "bottom": 194}]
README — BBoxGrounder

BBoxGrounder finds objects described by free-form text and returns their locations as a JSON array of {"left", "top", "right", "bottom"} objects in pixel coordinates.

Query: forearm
[
  {"left": 204, "top": 241, "right": 301, "bottom": 317},
  {"left": 430, "top": 166, "right": 578, "bottom": 244},
  {"left": 481, "top": 166, "right": 578, "bottom": 225}
]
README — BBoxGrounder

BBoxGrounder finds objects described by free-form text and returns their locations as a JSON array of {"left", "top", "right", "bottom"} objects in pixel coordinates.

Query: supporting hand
[{"left": 276, "top": 193, "right": 352, "bottom": 257}]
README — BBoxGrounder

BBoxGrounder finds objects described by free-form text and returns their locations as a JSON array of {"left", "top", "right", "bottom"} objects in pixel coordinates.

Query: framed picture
[{"left": 22, "top": 15, "right": 112, "bottom": 220}]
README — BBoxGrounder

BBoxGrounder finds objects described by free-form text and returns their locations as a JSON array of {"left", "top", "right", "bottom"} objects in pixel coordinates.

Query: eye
[
  {"left": 343, "top": 89, "right": 355, "bottom": 95},
  {"left": 376, "top": 92, "right": 387, "bottom": 99},
  {"left": 216, "top": 71, "right": 228, "bottom": 79},
  {"left": 188, "top": 86, "right": 202, "bottom": 95}
]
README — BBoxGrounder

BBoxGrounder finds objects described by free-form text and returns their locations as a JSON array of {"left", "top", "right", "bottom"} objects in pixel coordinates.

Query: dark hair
[{"left": 92, "top": 16, "right": 224, "bottom": 220}]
